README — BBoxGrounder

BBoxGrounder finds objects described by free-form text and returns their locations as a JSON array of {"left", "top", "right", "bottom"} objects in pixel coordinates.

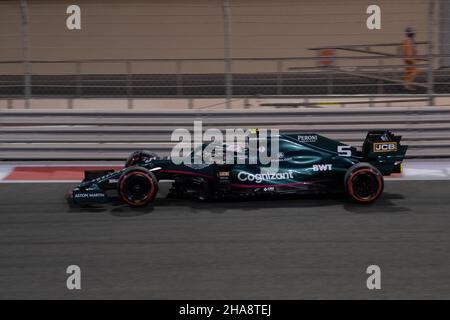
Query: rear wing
[{"left": 361, "top": 130, "right": 408, "bottom": 175}]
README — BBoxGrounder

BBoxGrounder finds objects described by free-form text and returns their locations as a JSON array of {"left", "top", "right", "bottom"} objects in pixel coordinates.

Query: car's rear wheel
[
  {"left": 118, "top": 167, "right": 158, "bottom": 207},
  {"left": 345, "top": 163, "right": 383, "bottom": 204}
]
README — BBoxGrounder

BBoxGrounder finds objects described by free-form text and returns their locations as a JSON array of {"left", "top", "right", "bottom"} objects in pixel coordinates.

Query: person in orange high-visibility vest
[{"left": 403, "top": 27, "right": 417, "bottom": 90}]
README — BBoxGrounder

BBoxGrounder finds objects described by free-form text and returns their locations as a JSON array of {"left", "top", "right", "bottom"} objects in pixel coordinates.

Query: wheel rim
[
  {"left": 348, "top": 169, "right": 382, "bottom": 202},
  {"left": 121, "top": 173, "right": 153, "bottom": 204},
  {"left": 352, "top": 173, "right": 378, "bottom": 199}
]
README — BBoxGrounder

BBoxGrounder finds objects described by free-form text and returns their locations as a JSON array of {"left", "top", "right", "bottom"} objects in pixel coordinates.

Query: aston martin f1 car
[{"left": 70, "top": 130, "right": 407, "bottom": 207}]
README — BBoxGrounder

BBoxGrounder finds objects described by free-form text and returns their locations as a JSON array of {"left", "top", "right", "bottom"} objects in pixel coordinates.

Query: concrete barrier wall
[{"left": 1, "top": 106, "right": 450, "bottom": 160}]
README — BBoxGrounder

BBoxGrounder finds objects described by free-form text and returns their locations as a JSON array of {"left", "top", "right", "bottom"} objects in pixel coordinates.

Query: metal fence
[
  {"left": 1, "top": 54, "right": 449, "bottom": 103},
  {"left": 0, "top": 0, "right": 450, "bottom": 107}
]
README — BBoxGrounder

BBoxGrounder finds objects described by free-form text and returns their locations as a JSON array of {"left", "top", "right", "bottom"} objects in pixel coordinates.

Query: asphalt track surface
[{"left": 1, "top": 181, "right": 450, "bottom": 299}]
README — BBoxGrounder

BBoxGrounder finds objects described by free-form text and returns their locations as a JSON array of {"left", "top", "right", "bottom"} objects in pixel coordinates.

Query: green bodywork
[{"left": 72, "top": 130, "right": 407, "bottom": 203}]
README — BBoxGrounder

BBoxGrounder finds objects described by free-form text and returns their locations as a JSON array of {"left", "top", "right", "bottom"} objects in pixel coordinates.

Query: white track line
[
  {"left": 0, "top": 165, "right": 14, "bottom": 181},
  {"left": 0, "top": 179, "right": 175, "bottom": 184}
]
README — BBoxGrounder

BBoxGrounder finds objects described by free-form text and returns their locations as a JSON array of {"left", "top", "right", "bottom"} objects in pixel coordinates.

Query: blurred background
[
  {"left": 2, "top": 2, "right": 450, "bottom": 302},
  {"left": 0, "top": 0, "right": 449, "bottom": 108}
]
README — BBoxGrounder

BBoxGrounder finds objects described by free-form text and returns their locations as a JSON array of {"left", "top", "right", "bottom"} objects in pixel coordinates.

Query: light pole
[
  {"left": 222, "top": 0, "right": 232, "bottom": 109},
  {"left": 20, "top": 0, "right": 31, "bottom": 108}
]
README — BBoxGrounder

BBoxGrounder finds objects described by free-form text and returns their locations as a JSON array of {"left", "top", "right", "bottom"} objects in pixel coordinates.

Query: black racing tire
[
  {"left": 344, "top": 163, "right": 384, "bottom": 204},
  {"left": 125, "top": 150, "right": 159, "bottom": 168},
  {"left": 118, "top": 167, "right": 158, "bottom": 207}
]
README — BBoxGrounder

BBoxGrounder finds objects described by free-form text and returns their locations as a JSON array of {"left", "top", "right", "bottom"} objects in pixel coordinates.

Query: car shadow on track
[
  {"left": 343, "top": 192, "right": 411, "bottom": 214},
  {"left": 68, "top": 191, "right": 410, "bottom": 216},
  {"left": 68, "top": 202, "right": 154, "bottom": 217}
]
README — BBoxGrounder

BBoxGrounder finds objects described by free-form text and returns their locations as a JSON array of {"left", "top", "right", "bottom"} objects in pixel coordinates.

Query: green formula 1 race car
[{"left": 69, "top": 130, "right": 407, "bottom": 207}]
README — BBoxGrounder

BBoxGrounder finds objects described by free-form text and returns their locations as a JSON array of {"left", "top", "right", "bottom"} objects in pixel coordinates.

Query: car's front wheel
[
  {"left": 344, "top": 163, "right": 384, "bottom": 204},
  {"left": 118, "top": 167, "right": 158, "bottom": 207}
]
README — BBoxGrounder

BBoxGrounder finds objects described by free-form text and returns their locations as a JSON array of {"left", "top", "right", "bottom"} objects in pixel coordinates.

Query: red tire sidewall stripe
[
  {"left": 347, "top": 168, "right": 383, "bottom": 203},
  {"left": 119, "top": 171, "right": 156, "bottom": 206}
]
